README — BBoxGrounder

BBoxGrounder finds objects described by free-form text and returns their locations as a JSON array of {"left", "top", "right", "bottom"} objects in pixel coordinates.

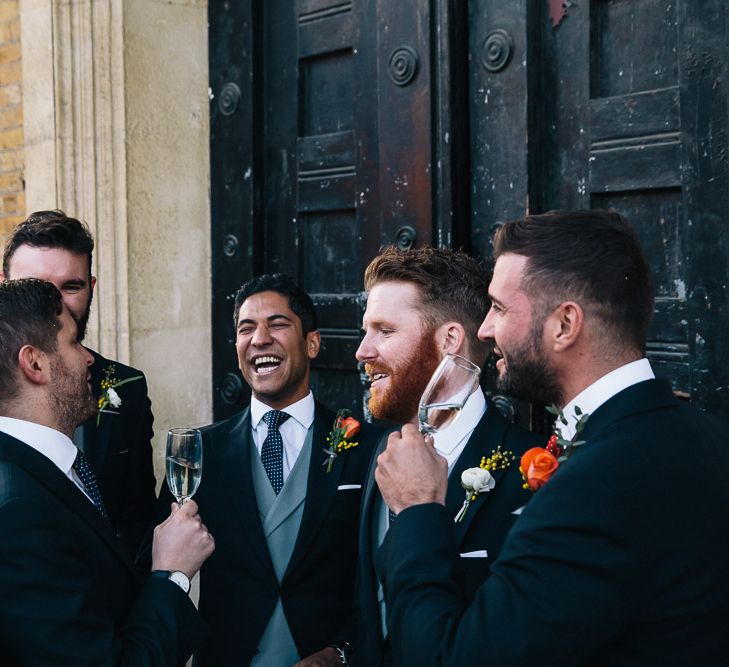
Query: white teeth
[
  {"left": 372, "top": 373, "right": 387, "bottom": 381},
  {"left": 254, "top": 356, "right": 281, "bottom": 367}
]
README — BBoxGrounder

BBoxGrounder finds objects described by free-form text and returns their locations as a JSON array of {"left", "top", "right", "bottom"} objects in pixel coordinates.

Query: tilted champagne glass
[
  {"left": 165, "top": 428, "right": 203, "bottom": 505},
  {"left": 417, "top": 352, "right": 481, "bottom": 441}
]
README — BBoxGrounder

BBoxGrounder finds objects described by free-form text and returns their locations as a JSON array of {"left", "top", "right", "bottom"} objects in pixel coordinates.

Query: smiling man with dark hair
[
  {"left": 1, "top": 210, "right": 156, "bottom": 558},
  {"left": 157, "top": 273, "right": 382, "bottom": 666}
]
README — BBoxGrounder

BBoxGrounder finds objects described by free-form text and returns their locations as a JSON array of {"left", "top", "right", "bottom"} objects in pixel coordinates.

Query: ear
[
  {"left": 306, "top": 330, "right": 321, "bottom": 360},
  {"left": 17, "top": 344, "right": 50, "bottom": 386},
  {"left": 436, "top": 321, "right": 467, "bottom": 356},
  {"left": 90, "top": 275, "right": 97, "bottom": 292},
  {"left": 544, "top": 301, "right": 584, "bottom": 352}
]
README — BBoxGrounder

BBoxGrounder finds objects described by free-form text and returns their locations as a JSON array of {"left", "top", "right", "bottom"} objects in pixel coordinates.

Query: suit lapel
[
  {"left": 445, "top": 407, "right": 512, "bottom": 542},
  {"left": 213, "top": 409, "right": 277, "bottom": 578},
  {"left": 82, "top": 352, "right": 112, "bottom": 472},
  {"left": 0, "top": 433, "right": 139, "bottom": 580},
  {"left": 284, "top": 404, "right": 341, "bottom": 577}
]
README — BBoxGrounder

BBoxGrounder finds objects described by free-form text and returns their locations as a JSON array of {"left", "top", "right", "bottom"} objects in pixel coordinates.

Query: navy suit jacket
[
  {"left": 155, "top": 402, "right": 382, "bottom": 666},
  {"left": 356, "top": 402, "right": 540, "bottom": 666},
  {"left": 85, "top": 349, "right": 156, "bottom": 558},
  {"left": 378, "top": 379, "right": 729, "bottom": 666},
  {"left": 0, "top": 432, "right": 204, "bottom": 666}
]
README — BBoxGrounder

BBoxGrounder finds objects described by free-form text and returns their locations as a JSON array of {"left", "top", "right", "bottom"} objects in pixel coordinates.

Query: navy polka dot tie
[
  {"left": 72, "top": 450, "right": 110, "bottom": 522},
  {"left": 261, "top": 410, "right": 290, "bottom": 494}
]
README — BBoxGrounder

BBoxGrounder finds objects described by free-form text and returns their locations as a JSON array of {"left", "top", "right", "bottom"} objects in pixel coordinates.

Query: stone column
[{"left": 20, "top": 0, "right": 212, "bottom": 482}]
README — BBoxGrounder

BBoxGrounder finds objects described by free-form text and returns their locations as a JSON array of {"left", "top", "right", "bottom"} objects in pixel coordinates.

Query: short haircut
[
  {"left": 0, "top": 279, "right": 63, "bottom": 402},
  {"left": 3, "top": 210, "right": 95, "bottom": 278},
  {"left": 493, "top": 209, "right": 654, "bottom": 353},
  {"left": 364, "top": 246, "right": 490, "bottom": 362},
  {"left": 233, "top": 273, "right": 318, "bottom": 336}
]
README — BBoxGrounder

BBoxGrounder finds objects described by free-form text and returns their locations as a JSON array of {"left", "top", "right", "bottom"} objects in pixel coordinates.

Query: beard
[
  {"left": 48, "top": 355, "right": 98, "bottom": 436},
  {"left": 366, "top": 333, "right": 442, "bottom": 424},
  {"left": 75, "top": 290, "right": 93, "bottom": 343},
  {"left": 496, "top": 321, "right": 563, "bottom": 406}
]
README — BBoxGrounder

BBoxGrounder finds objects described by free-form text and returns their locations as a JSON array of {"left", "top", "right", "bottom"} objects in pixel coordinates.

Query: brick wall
[{"left": 0, "top": 0, "right": 23, "bottom": 250}]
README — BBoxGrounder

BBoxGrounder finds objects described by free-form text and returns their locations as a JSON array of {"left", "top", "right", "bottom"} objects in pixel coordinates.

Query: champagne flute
[
  {"left": 165, "top": 428, "right": 203, "bottom": 505},
  {"left": 418, "top": 352, "right": 481, "bottom": 439}
]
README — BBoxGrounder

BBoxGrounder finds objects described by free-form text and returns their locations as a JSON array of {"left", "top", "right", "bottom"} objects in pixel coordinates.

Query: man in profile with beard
[
  {"left": 354, "top": 246, "right": 540, "bottom": 666},
  {"left": 0, "top": 279, "right": 214, "bottom": 664},
  {"left": 1, "top": 210, "right": 155, "bottom": 558},
  {"left": 375, "top": 210, "right": 729, "bottom": 665}
]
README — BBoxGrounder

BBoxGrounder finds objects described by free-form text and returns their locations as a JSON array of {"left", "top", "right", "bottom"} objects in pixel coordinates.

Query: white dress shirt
[
  {"left": 0, "top": 416, "right": 93, "bottom": 502},
  {"left": 250, "top": 391, "right": 315, "bottom": 483},
  {"left": 558, "top": 358, "right": 655, "bottom": 440},
  {"left": 432, "top": 387, "right": 487, "bottom": 473}
]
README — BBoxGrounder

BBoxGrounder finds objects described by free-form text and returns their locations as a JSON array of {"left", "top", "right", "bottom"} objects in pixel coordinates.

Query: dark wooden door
[
  {"left": 469, "top": 0, "right": 729, "bottom": 420},
  {"left": 211, "top": 1, "right": 728, "bottom": 422},
  {"left": 209, "top": 0, "right": 468, "bottom": 419}
]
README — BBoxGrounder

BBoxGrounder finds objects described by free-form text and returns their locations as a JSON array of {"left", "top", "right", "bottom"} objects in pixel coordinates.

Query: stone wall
[{"left": 0, "top": 0, "right": 23, "bottom": 246}]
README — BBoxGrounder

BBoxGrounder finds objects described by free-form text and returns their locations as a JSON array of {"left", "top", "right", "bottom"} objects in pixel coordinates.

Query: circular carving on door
[
  {"left": 388, "top": 47, "right": 419, "bottom": 87},
  {"left": 218, "top": 82, "right": 241, "bottom": 116},
  {"left": 491, "top": 394, "right": 517, "bottom": 423},
  {"left": 220, "top": 373, "right": 244, "bottom": 405},
  {"left": 395, "top": 225, "right": 416, "bottom": 251},
  {"left": 223, "top": 234, "right": 239, "bottom": 258},
  {"left": 481, "top": 30, "right": 514, "bottom": 73}
]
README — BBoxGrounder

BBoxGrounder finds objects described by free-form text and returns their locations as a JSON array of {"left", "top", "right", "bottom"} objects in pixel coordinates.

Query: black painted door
[
  {"left": 210, "top": 0, "right": 468, "bottom": 419},
  {"left": 469, "top": 0, "right": 728, "bottom": 420},
  {"left": 211, "top": 1, "right": 728, "bottom": 422}
]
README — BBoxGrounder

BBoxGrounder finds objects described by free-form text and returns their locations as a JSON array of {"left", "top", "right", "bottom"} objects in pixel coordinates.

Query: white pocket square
[
  {"left": 337, "top": 484, "right": 362, "bottom": 491},
  {"left": 512, "top": 505, "right": 525, "bottom": 515},
  {"left": 459, "top": 550, "right": 488, "bottom": 558}
]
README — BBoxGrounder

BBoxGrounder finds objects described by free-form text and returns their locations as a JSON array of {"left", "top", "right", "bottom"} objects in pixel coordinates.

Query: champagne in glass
[
  {"left": 418, "top": 353, "right": 481, "bottom": 438},
  {"left": 166, "top": 428, "right": 203, "bottom": 504}
]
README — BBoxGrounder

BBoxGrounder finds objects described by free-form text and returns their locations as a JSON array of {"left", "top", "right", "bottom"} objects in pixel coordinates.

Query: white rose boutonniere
[
  {"left": 454, "top": 467, "right": 495, "bottom": 523},
  {"left": 107, "top": 388, "right": 122, "bottom": 408}
]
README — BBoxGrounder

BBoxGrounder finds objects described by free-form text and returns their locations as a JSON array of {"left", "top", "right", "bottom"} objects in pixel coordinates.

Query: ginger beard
[{"left": 366, "top": 330, "right": 442, "bottom": 424}]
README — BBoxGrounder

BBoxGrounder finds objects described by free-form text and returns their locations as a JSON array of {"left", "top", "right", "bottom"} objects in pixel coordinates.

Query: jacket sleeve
[{"left": 0, "top": 495, "right": 205, "bottom": 666}]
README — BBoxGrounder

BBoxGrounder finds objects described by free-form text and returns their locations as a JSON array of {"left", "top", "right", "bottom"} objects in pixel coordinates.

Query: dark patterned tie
[
  {"left": 72, "top": 450, "right": 110, "bottom": 522},
  {"left": 261, "top": 410, "right": 291, "bottom": 494}
]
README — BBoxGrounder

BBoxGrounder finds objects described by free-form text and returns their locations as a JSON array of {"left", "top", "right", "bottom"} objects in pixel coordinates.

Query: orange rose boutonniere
[
  {"left": 520, "top": 405, "right": 589, "bottom": 492},
  {"left": 323, "top": 409, "right": 361, "bottom": 472}
]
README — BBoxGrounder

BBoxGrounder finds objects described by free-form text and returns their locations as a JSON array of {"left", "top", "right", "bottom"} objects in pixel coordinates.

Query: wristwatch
[
  {"left": 151, "top": 569, "right": 191, "bottom": 594},
  {"left": 327, "top": 642, "right": 351, "bottom": 665}
]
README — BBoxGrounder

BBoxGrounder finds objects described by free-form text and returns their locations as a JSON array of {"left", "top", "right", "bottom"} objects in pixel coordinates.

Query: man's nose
[
  {"left": 477, "top": 310, "right": 495, "bottom": 342},
  {"left": 251, "top": 326, "right": 273, "bottom": 345},
  {"left": 355, "top": 333, "right": 373, "bottom": 362}
]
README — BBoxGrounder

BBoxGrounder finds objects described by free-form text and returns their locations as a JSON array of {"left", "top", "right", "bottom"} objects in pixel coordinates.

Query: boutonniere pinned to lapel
[
  {"left": 323, "top": 409, "right": 360, "bottom": 472},
  {"left": 454, "top": 445, "right": 515, "bottom": 522},
  {"left": 520, "top": 405, "right": 589, "bottom": 492},
  {"left": 96, "top": 364, "right": 143, "bottom": 426}
]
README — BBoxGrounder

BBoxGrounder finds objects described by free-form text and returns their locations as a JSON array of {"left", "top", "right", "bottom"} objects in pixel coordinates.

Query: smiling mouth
[{"left": 252, "top": 355, "right": 282, "bottom": 375}]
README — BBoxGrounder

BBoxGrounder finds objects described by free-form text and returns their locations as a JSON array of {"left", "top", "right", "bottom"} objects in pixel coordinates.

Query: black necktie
[
  {"left": 261, "top": 410, "right": 290, "bottom": 494},
  {"left": 72, "top": 450, "right": 110, "bottom": 522}
]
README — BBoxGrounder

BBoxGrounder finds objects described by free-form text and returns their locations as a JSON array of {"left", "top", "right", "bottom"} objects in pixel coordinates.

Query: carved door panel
[
  {"left": 210, "top": 0, "right": 457, "bottom": 419},
  {"left": 470, "top": 0, "right": 728, "bottom": 420},
  {"left": 540, "top": 0, "right": 728, "bottom": 415}
]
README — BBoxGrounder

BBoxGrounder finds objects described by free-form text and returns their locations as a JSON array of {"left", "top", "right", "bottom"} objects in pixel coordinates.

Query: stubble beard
[
  {"left": 366, "top": 332, "right": 442, "bottom": 424},
  {"left": 496, "top": 320, "right": 563, "bottom": 406},
  {"left": 48, "top": 356, "right": 98, "bottom": 436}
]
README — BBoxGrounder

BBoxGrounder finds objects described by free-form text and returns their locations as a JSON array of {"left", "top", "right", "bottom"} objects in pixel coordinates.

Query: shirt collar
[
  {"left": 433, "top": 387, "right": 487, "bottom": 456},
  {"left": 0, "top": 416, "right": 78, "bottom": 475},
  {"left": 250, "top": 391, "right": 315, "bottom": 430},
  {"left": 559, "top": 358, "right": 655, "bottom": 440}
]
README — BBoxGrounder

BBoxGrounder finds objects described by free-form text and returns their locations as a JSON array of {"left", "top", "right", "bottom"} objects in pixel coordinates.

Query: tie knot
[{"left": 263, "top": 410, "right": 290, "bottom": 431}]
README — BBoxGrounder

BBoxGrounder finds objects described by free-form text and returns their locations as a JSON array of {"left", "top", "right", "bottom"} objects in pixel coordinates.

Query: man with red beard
[{"left": 354, "top": 246, "right": 540, "bottom": 666}]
